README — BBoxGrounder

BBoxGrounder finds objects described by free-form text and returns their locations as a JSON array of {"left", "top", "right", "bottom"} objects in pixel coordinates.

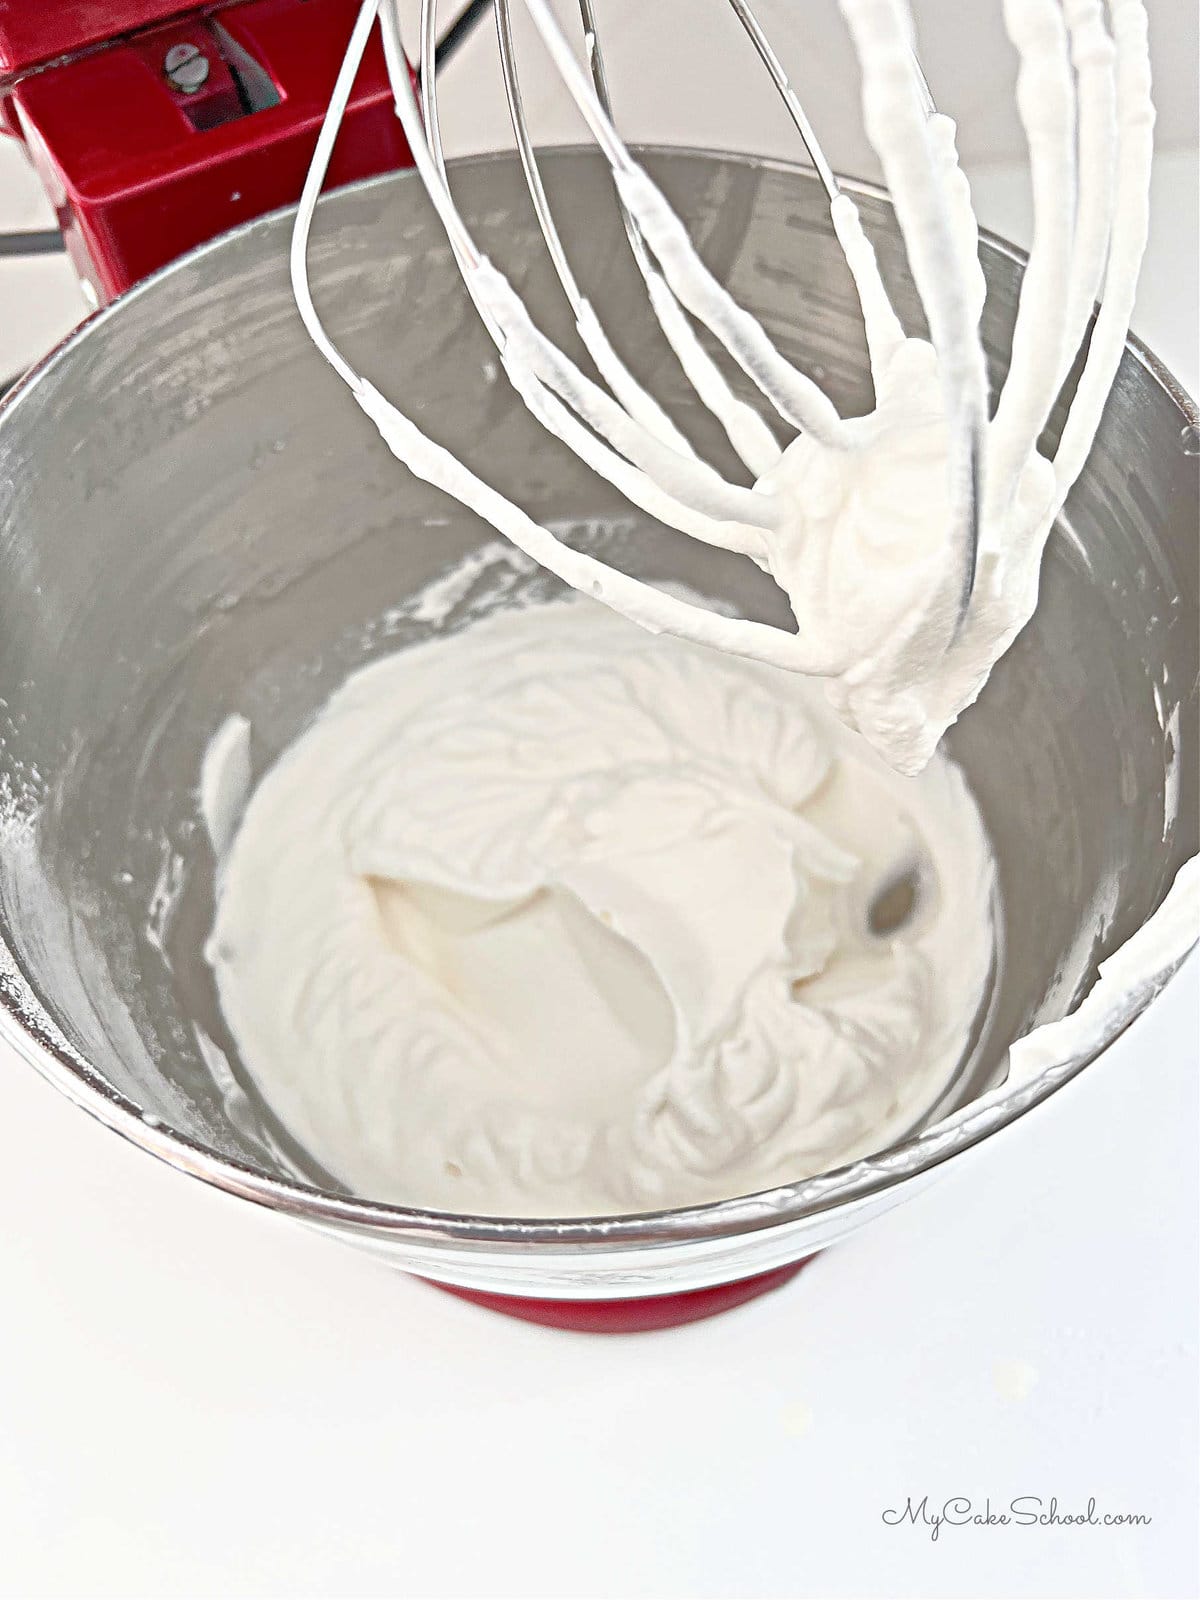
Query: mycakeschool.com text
[{"left": 881, "top": 1496, "right": 1153, "bottom": 1542}]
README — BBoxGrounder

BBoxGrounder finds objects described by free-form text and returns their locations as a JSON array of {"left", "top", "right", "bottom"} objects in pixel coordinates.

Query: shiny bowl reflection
[{"left": 0, "top": 149, "right": 1195, "bottom": 1298}]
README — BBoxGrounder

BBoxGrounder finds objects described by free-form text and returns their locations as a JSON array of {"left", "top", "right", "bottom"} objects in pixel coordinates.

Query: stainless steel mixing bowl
[{"left": 1, "top": 149, "right": 1196, "bottom": 1300}]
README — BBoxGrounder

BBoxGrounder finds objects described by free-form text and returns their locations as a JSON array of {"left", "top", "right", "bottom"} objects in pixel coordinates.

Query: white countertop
[{"left": 1, "top": 115, "right": 1197, "bottom": 1600}]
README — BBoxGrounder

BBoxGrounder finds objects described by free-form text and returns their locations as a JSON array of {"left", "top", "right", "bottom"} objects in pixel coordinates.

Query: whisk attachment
[
  {"left": 497, "top": 0, "right": 785, "bottom": 478},
  {"left": 573, "top": 0, "right": 983, "bottom": 607},
  {"left": 291, "top": 0, "right": 1153, "bottom": 771}
]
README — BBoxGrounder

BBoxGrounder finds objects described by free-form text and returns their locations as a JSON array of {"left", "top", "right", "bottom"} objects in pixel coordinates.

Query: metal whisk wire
[
  {"left": 492, "top": 0, "right": 785, "bottom": 477},
  {"left": 429, "top": 0, "right": 981, "bottom": 609},
  {"left": 293, "top": 0, "right": 1001, "bottom": 684}
]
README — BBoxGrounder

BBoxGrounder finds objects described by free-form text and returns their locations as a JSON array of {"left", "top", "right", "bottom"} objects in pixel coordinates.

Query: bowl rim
[{"left": 1, "top": 145, "right": 1196, "bottom": 1250}]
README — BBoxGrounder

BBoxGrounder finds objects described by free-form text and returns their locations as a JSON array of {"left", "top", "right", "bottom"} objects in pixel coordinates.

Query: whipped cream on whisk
[
  {"left": 295, "top": 0, "right": 1155, "bottom": 775},
  {"left": 206, "top": 599, "right": 995, "bottom": 1216}
]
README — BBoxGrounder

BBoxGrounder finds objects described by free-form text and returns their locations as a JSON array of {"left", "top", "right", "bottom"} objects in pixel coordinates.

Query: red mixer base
[{"left": 424, "top": 1257, "right": 814, "bottom": 1332}]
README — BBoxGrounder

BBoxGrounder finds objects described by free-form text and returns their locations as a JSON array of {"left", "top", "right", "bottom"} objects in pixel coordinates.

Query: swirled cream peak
[
  {"left": 206, "top": 600, "right": 995, "bottom": 1217},
  {"left": 753, "top": 334, "right": 1059, "bottom": 772}
]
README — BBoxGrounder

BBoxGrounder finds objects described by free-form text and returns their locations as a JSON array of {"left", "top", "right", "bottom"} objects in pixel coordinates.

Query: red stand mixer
[
  {"left": 0, "top": 0, "right": 810, "bottom": 1331},
  {"left": 0, "top": 0, "right": 413, "bottom": 304}
]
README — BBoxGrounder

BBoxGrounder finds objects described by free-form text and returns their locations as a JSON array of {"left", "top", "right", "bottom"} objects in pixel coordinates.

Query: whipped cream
[{"left": 206, "top": 599, "right": 994, "bottom": 1217}]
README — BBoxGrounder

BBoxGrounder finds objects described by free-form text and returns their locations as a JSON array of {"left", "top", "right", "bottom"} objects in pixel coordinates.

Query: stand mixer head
[{"left": 0, "top": 1, "right": 423, "bottom": 305}]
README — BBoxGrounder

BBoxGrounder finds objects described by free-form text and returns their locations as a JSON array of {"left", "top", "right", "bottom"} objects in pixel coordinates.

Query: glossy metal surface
[{"left": 0, "top": 150, "right": 1196, "bottom": 1297}]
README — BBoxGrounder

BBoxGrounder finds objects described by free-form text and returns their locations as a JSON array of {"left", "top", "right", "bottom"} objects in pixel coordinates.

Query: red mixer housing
[{"left": 0, "top": 0, "right": 415, "bottom": 303}]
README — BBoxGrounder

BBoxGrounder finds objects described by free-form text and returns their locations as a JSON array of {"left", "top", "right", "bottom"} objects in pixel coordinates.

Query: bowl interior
[{"left": 0, "top": 149, "right": 1196, "bottom": 1204}]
